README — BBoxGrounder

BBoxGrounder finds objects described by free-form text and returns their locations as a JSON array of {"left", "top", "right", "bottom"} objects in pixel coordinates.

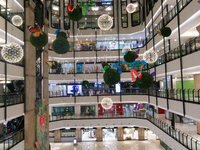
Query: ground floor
[{"left": 50, "top": 140, "right": 165, "bottom": 150}]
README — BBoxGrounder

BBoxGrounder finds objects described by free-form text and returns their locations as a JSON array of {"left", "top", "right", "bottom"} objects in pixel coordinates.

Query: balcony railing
[
  {"left": 49, "top": 113, "right": 200, "bottom": 149},
  {"left": 0, "top": 93, "right": 24, "bottom": 107},
  {"left": 0, "top": 129, "right": 24, "bottom": 150}
]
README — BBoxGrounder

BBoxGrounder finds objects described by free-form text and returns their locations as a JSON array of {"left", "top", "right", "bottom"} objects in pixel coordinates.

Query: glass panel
[{"left": 51, "top": 0, "right": 60, "bottom": 29}]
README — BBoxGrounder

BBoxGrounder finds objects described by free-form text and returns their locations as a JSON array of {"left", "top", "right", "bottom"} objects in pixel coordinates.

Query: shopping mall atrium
[{"left": 0, "top": 0, "right": 200, "bottom": 149}]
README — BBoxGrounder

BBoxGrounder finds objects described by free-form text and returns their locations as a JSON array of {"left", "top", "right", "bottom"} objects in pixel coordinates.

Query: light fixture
[
  {"left": 1, "top": 43, "right": 24, "bottom": 63},
  {"left": 97, "top": 14, "right": 113, "bottom": 31},
  {"left": 143, "top": 49, "right": 158, "bottom": 64},
  {"left": 11, "top": 15, "right": 23, "bottom": 27},
  {"left": 126, "top": 3, "right": 136, "bottom": 13},
  {"left": 101, "top": 98, "right": 113, "bottom": 110}
]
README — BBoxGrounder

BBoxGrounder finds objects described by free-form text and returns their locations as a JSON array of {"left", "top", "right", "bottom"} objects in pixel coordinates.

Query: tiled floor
[
  {"left": 156, "top": 114, "right": 200, "bottom": 141},
  {"left": 50, "top": 140, "right": 165, "bottom": 150}
]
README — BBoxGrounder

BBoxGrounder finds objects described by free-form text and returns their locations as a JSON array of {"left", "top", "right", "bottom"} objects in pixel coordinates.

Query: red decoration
[
  {"left": 67, "top": 4, "right": 75, "bottom": 13},
  {"left": 39, "top": 113, "right": 46, "bottom": 133},
  {"left": 130, "top": 65, "right": 143, "bottom": 81}
]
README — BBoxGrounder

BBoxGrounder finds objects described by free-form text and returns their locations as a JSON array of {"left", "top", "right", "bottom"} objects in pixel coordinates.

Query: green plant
[
  {"left": 51, "top": 61, "right": 58, "bottom": 69},
  {"left": 52, "top": 37, "right": 70, "bottom": 54},
  {"left": 102, "top": 62, "right": 109, "bottom": 68},
  {"left": 82, "top": 80, "right": 89, "bottom": 88},
  {"left": 30, "top": 32, "right": 48, "bottom": 48},
  {"left": 135, "top": 72, "right": 153, "bottom": 89},
  {"left": 160, "top": 27, "right": 172, "bottom": 37},
  {"left": 124, "top": 51, "right": 137, "bottom": 63},
  {"left": 56, "top": 31, "right": 67, "bottom": 39},
  {"left": 103, "top": 69, "right": 120, "bottom": 85},
  {"left": 68, "top": 5, "right": 83, "bottom": 21}
]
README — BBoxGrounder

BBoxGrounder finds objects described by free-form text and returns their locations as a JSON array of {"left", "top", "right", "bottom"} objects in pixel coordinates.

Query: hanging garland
[
  {"left": 156, "top": 27, "right": 172, "bottom": 37},
  {"left": 124, "top": 51, "right": 137, "bottom": 63},
  {"left": 67, "top": 4, "right": 83, "bottom": 21},
  {"left": 102, "top": 62, "right": 120, "bottom": 86}
]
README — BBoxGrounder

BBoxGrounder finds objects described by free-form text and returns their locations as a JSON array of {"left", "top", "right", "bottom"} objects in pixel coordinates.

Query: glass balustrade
[{"left": 0, "top": 93, "right": 24, "bottom": 107}]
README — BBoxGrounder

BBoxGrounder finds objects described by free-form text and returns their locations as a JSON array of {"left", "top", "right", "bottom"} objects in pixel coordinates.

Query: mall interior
[{"left": 0, "top": 0, "right": 200, "bottom": 150}]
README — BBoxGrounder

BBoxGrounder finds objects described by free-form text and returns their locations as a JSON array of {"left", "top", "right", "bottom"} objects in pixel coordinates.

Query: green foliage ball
[
  {"left": 124, "top": 51, "right": 137, "bottom": 63},
  {"left": 51, "top": 61, "right": 58, "bottom": 69},
  {"left": 135, "top": 72, "right": 153, "bottom": 89},
  {"left": 30, "top": 32, "right": 48, "bottom": 48},
  {"left": 68, "top": 5, "right": 83, "bottom": 21},
  {"left": 160, "top": 27, "right": 172, "bottom": 37},
  {"left": 82, "top": 80, "right": 89, "bottom": 87},
  {"left": 56, "top": 32, "right": 67, "bottom": 39},
  {"left": 102, "top": 62, "right": 109, "bottom": 68},
  {"left": 103, "top": 69, "right": 120, "bottom": 86},
  {"left": 52, "top": 37, "right": 69, "bottom": 54}
]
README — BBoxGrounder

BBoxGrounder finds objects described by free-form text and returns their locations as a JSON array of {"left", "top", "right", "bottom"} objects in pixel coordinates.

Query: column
[
  {"left": 117, "top": 127, "right": 123, "bottom": 141},
  {"left": 54, "top": 130, "right": 61, "bottom": 143},
  {"left": 194, "top": 74, "right": 200, "bottom": 134},
  {"left": 24, "top": 1, "right": 36, "bottom": 150},
  {"left": 96, "top": 127, "right": 102, "bottom": 141},
  {"left": 138, "top": 128, "right": 145, "bottom": 140},
  {"left": 75, "top": 128, "right": 82, "bottom": 142},
  {"left": 43, "top": 17, "right": 50, "bottom": 149}
]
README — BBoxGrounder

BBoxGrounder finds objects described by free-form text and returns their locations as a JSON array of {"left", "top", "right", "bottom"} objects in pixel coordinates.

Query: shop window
[
  {"left": 121, "top": 0, "right": 128, "bottom": 28},
  {"left": 51, "top": 0, "right": 60, "bottom": 29},
  {"left": 61, "top": 129, "right": 76, "bottom": 137},
  {"left": 64, "top": 0, "right": 70, "bottom": 30}
]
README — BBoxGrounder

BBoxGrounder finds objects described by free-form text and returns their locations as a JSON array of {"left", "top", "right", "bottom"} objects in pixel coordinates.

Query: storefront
[
  {"left": 82, "top": 128, "right": 96, "bottom": 141},
  {"left": 80, "top": 105, "right": 96, "bottom": 116},
  {"left": 102, "top": 128, "right": 117, "bottom": 141}
]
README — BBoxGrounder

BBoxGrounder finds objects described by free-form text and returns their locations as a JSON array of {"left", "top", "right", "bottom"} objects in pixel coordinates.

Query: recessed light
[{"left": 174, "top": 39, "right": 177, "bottom": 41}]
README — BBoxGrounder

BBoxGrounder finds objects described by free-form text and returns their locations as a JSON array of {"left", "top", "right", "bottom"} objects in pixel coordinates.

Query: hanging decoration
[
  {"left": 130, "top": 65, "right": 153, "bottom": 89},
  {"left": 52, "top": 31, "right": 70, "bottom": 54},
  {"left": 102, "top": 62, "right": 120, "bottom": 86},
  {"left": 143, "top": 49, "right": 158, "bottom": 64},
  {"left": 11, "top": 15, "right": 23, "bottom": 27},
  {"left": 1, "top": 43, "right": 24, "bottom": 63},
  {"left": 81, "top": 0, "right": 95, "bottom": 16},
  {"left": 28, "top": 22, "right": 48, "bottom": 48},
  {"left": 124, "top": 49, "right": 140, "bottom": 63},
  {"left": 54, "top": 28, "right": 62, "bottom": 35},
  {"left": 126, "top": 3, "right": 136, "bottom": 13},
  {"left": 67, "top": 4, "right": 83, "bottom": 21},
  {"left": 117, "top": 65, "right": 122, "bottom": 74},
  {"left": 81, "top": 80, "right": 89, "bottom": 88},
  {"left": 101, "top": 98, "right": 113, "bottom": 110},
  {"left": 122, "top": 46, "right": 131, "bottom": 56},
  {"left": 156, "top": 27, "right": 172, "bottom": 37},
  {"left": 98, "top": 14, "right": 113, "bottom": 31},
  {"left": 44, "top": 58, "right": 58, "bottom": 69}
]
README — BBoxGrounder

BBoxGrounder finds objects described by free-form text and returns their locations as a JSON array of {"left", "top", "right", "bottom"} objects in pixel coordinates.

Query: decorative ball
[
  {"left": 122, "top": 46, "right": 131, "bottom": 55},
  {"left": 1, "top": 43, "right": 23, "bottom": 63},
  {"left": 68, "top": 5, "right": 83, "bottom": 21},
  {"left": 30, "top": 32, "right": 48, "bottom": 48},
  {"left": 126, "top": 3, "right": 136, "bottom": 13},
  {"left": 124, "top": 51, "right": 137, "bottom": 63},
  {"left": 52, "top": 37, "right": 70, "bottom": 54},
  {"left": 143, "top": 50, "right": 158, "bottom": 64},
  {"left": 160, "top": 27, "right": 172, "bottom": 37},
  {"left": 135, "top": 72, "right": 153, "bottom": 89},
  {"left": 103, "top": 69, "right": 120, "bottom": 86},
  {"left": 102, "top": 62, "right": 109, "bottom": 68},
  {"left": 82, "top": 80, "right": 89, "bottom": 88},
  {"left": 51, "top": 61, "right": 58, "bottom": 69},
  {"left": 56, "top": 32, "right": 67, "bottom": 39},
  {"left": 12, "top": 15, "right": 23, "bottom": 26},
  {"left": 101, "top": 98, "right": 113, "bottom": 110},
  {"left": 98, "top": 14, "right": 113, "bottom": 31}
]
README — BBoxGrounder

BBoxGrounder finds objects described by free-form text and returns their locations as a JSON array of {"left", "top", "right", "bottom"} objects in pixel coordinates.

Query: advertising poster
[{"left": 35, "top": 99, "right": 48, "bottom": 150}]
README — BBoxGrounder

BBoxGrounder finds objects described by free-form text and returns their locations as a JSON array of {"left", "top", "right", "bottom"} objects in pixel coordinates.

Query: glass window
[
  {"left": 64, "top": 0, "right": 70, "bottom": 30},
  {"left": 121, "top": 0, "right": 128, "bottom": 28},
  {"left": 77, "top": 0, "right": 114, "bottom": 29},
  {"left": 131, "top": 0, "right": 140, "bottom": 27},
  {"left": 51, "top": 0, "right": 60, "bottom": 29}
]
